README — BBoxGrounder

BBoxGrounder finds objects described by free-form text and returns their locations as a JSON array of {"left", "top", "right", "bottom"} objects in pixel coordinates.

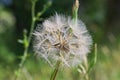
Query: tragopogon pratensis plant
[
  {"left": 33, "top": 0, "right": 94, "bottom": 80},
  {"left": 33, "top": 14, "right": 92, "bottom": 68}
]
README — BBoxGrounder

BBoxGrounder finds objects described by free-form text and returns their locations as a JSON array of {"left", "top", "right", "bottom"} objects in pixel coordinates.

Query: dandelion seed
[{"left": 33, "top": 13, "right": 92, "bottom": 67}]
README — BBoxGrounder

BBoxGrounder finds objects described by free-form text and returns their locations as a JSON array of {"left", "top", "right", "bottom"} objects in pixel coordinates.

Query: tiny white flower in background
[{"left": 33, "top": 13, "right": 92, "bottom": 67}]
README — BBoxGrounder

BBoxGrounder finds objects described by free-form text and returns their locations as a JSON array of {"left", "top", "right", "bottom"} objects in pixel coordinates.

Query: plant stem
[
  {"left": 84, "top": 57, "right": 89, "bottom": 80},
  {"left": 14, "top": 1, "right": 36, "bottom": 80},
  {"left": 19, "top": 0, "right": 52, "bottom": 68},
  {"left": 14, "top": 0, "right": 52, "bottom": 80},
  {"left": 20, "top": 0, "right": 36, "bottom": 69},
  {"left": 50, "top": 61, "right": 60, "bottom": 80},
  {"left": 28, "top": 1, "right": 36, "bottom": 45},
  {"left": 72, "top": 0, "right": 79, "bottom": 22}
]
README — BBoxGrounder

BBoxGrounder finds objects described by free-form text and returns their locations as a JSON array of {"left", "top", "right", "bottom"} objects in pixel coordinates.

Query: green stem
[
  {"left": 14, "top": 1, "right": 36, "bottom": 80},
  {"left": 28, "top": 1, "right": 36, "bottom": 45},
  {"left": 73, "top": 7, "right": 78, "bottom": 22},
  {"left": 20, "top": 0, "right": 36, "bottom": 68},
  {"left": 50, "top": 61, "right": 60, "bottom": 80},
  {"left": 20, "top": 0, "right": 52, "bottom": 68},
  {"left": 83, "top": 57, "right": 89, "bottom": 80},
  {"left": 15, "top": 1, "right": 51, "bottom": 80},
  {"left": 72, "top": 0, "right": 79, "bottom": 22}
]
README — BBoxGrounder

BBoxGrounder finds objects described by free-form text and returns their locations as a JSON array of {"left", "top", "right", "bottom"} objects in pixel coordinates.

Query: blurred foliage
[
  {"left": 0, "top": 5, "right": 15, "bottom": 63},
  {"left": 0, "top": 0, "right": 120, "bottom": 80}
]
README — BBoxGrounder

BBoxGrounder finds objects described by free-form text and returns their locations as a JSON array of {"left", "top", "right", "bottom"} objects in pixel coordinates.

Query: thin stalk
[
  {"left": 72, "top": 0, "right": 79, "bottom": 22},
  {"left": 19, "top": 0, "right": 52, "bottom": 68},
  {"left": 14, "top": 1, "right": 36, "bottom": 80},
  {"left": 50, "top": 61, "right": 60, "bottom": 80},
  {"left": 84, "top": 57, "right": 89, "bottom": 80},
  {"left": 14, "top": 1, "right": 51, "bottom": 80},
  {"left": 28, "top": 1, "right": 36, "bottom": 45},
  {"left": 19, "top": 47, "right": 28, "bottom": 67},
  {"left": 19, "top": 0, "right": 36, "bottom": 69}
]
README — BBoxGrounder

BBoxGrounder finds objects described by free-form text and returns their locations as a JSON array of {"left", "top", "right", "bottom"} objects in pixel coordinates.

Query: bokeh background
[{"left": 0, "top": 0, "right": 120, "bottom": 80}]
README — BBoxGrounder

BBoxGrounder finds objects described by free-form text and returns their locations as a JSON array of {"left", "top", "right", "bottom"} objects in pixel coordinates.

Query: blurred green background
[{"left": 0, "top": 0, "right": 120, "bottom": 80}]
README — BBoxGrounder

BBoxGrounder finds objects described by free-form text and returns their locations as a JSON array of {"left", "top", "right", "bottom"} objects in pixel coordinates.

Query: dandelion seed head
[{"left": 33, "top": 13, "right": 92, "bottom": 68}]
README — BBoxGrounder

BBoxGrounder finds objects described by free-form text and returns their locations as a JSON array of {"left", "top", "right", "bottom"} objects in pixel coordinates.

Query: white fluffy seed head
[{"left": 33, "top": 13, "right": 92, "bottom": 68}]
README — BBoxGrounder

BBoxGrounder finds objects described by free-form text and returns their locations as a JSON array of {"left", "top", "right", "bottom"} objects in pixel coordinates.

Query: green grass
[{"left": 0, "top": 41, "right": 120, "bottom": 80}]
